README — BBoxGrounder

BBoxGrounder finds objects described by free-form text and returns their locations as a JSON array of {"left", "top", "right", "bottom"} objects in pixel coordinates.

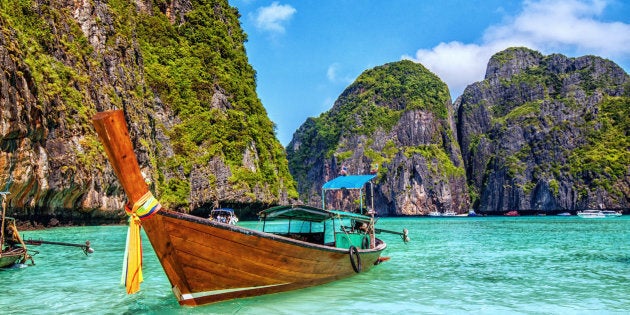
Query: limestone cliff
[
  {"left": 0, "top": 0, "right": 296, "bottom": 224},
  {"left": 287, "top": 60, "right": 469, "bottom": 215},
  {"left": 456, "top": 47, "right": 629, "bottom": 212}
]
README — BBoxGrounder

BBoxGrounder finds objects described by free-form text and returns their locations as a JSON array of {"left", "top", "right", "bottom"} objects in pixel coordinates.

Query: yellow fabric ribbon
[{"left": 121, "top": 191, "right": 161, "bottom": 294}]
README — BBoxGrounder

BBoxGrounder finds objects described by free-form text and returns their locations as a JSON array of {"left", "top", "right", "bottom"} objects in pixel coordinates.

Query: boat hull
[
  {"left": 142, "top": 210, "right": 386, "bottom": 306},
  {"left": 0, "top": 248, "right": 26, "bottom": 268}
]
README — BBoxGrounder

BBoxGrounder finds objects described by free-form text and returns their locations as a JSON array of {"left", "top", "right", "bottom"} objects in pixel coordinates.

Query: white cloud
[
  {"left": 404, "top": 42, "right": 497, "bottom": 99},
  {"left": 408, "top": 0, "right": 630, "bottom": 98},
  {"left": 252, "top": 2, "right": 296, "bottom": 34},
  {"left": 327, "top": 63, "right": 339, "bottom": 81},
  {"left": 326, "top": 63, "right": 355, "bottom": 84}
]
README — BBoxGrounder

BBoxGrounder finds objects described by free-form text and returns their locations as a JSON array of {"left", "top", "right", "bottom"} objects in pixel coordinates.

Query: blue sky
[{"left": 232, "top": 0, "right": 630, "bottom": 146}]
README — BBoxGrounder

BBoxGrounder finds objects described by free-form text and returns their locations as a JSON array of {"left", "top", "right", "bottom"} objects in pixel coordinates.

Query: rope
[
  {"left": 8, "top": 224, "right": 31, "bottom": 264},
  {"left": 9, "top": 224, "right": 27, "bottom": 250},
  {"left": 121, "top": 191, "right": 161, "bottom": 294},
  {"left": 128, "top": 191, "right": 161, "bottom": 220}
]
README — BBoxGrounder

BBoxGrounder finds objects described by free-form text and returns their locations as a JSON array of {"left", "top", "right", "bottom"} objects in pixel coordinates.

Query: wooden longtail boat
[
  {"left": 1, "top": 191, "right": 92, "bottom": 269},
  {"left": 0, "top": 246, "right": 27, "bottom": 268},
  {"left": 1, "top": 192, "right": 31, "bottom": 268},
  {"left": 92, "top": 110, "right": 407, "bottom": 306}
]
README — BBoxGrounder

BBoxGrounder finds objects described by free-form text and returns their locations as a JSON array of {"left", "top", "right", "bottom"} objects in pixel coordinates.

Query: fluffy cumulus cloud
[
  {"left": 252, "top": 2, "right": 296, "bottom": 34},
  {"left": 408, "top": 0, "right": 630, "bottom": 98}
]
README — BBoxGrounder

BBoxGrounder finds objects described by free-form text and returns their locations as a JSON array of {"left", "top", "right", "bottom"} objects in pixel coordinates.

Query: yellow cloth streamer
[{"left": 121, "top": 191, "right": 161, "bottom": 294}]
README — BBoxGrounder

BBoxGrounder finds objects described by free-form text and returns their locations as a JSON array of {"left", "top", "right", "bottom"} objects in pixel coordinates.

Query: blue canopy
[{"left": 322, "top": 175, "right": 376, "bottom": 190}]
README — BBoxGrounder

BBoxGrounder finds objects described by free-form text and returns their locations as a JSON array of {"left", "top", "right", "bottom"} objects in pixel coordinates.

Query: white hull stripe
[{"left": 180, "top": 283, "right": 290, "bottom": 301}]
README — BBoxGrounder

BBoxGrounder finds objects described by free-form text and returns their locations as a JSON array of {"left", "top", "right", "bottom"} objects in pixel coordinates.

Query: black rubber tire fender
[
  {"left": 361, "top": 236, "right": 370, "bottom": 249},
  {"left": 349, "top": 245, "right": 362, "bottom": 273}
]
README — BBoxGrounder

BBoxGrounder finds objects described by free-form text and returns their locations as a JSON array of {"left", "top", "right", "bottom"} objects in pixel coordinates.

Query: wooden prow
[{"left": 92, "top": 110, "right": 148, "bottom": 204}]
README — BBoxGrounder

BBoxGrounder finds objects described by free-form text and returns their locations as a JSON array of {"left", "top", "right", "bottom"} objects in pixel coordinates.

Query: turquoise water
[{"left": 2, "top": 216, "right": 630, "bottom": 314}]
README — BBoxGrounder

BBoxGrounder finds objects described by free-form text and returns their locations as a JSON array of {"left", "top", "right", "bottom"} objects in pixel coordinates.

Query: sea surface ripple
[{"left": 2, "top": 216, "right": 630, "bottom": 314}]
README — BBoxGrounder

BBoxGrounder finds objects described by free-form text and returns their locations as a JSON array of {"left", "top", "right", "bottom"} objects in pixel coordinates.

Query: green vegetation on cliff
[
  {"left": 291, "top": 60, "right": 450, "bottom": 157},
  {"left": 460, "top": 47, "right": 629, "bottom": 210},
  {"left": 288, "top": 60, "right": 458, "bottom": 199},
  {"left": 0, "top": 0, "right": 297, "bottom": 211},
  {"left": 569, "top": 96, "right": 630, "bottom": 192},
  {"left": 109, "top": 0, "right": 298, "bottom": 208},
  {"left": 137, "top": 2, "right": 291, "bottom": 206}
]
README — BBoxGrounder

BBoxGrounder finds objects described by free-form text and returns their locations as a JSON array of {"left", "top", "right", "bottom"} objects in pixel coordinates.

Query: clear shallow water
[{"left": 2, "top": 216, "right": 630, "bottom": 314}]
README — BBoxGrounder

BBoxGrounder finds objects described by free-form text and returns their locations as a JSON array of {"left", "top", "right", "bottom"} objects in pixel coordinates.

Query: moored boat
[
  {"left": 208, "top": 208, "right": 238, "bottom": 225},
  {"left": 0, "top": 246, "right": 27, "bottom": 268},
  {"left": 504, "top": 210, "right": 519, "bottom": 216},
  {"left": 92, "top": 110, "right": 408, "bottom": 306},
  {"left": 1, "top": 192, "right": 31, "bottom": 268},
  {"left": 601, "top": 210, "right": 622, "bottom": 217},
  {"left": 1, "top": 192, "right": 93, "bottom": 268},
  {"left": 577, "top": 210, "right": 606, "bottom": 218}
]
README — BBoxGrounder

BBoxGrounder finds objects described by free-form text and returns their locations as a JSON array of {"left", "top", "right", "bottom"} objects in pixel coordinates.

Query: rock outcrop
[
  {"left": 0, "top": 0, "right": 296, "bottom": 225},
  {"left": 287, "top": 60, "right": 469, "bottom": 215},
  {"left": 457, "top": 47, "right": 629, "bottom": 212}
]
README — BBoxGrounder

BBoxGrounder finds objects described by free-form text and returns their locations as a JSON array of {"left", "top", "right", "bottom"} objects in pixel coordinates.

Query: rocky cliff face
[
  {"left": 0, "top": 0, "right": 296, "bottom": 225},
  {"left": 456, "top": 47, "right": 629, "bottom": 212},
  {"left": 287, "top": 60, "right": 469, "bottom": 215}
]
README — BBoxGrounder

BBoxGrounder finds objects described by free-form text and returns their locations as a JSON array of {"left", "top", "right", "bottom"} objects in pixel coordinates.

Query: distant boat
[
  {"left": 208, "top": 208, "right": 238, "bottom": 225},
  {"left": 601, "top": 210, "right": 622, "bottom": 217},
  {"left": 577, "top": 210, "right": 606, "bottom": 218},
  {"left": 427, "top": 211, "right": 457, "bottom": 217},
  {"left": 577, "top": 210, "right": 621, "bottom": 218},
  {"left": 468, "top": 210, "right": 478, "bottom": 217},
  {"left": 504, "top": 210, "right": 519, "bottom": 216},
  {"left": 556, "top": 212, "right": 571, "bottom": 216}
]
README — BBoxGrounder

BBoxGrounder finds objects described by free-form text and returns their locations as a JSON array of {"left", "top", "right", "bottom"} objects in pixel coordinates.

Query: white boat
[
  {"left": 601, "top": 210, "right": 622, "bottom": 217},
  {"left": 557, "top": 212, "right": 571, "bottom": 216},
  {"left": 427, "top": 211, "right": 457, "bottom": 217},
  {"left": 577, "top": 210, "right": 605, "bottom": 218},
  {"left": 209, "top": 208, "right": 239, "bottom": 225}
]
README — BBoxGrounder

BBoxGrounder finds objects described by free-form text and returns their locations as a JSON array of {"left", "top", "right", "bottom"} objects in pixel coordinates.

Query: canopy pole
[
  {"left": 370, "top": 182, "right": 374, "bottom": 212},
  {"left": 322, "top": 189, "right": 325, "bottom": 210},
  {"left": 360, "top": 188, "right": 363, "bottom": 215},
  {"left": 370, "top": 181, "right": 375, "bottom": 248},
  {"left": 0, "top": 192, "right": 8, "bottom": 255}
]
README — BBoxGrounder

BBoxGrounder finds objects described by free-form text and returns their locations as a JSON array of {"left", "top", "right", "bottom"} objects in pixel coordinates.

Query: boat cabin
[
  {"left": 258, "top": 174, "right": 381, "bottom": 249},
  {"left": 258, "top": 205, "right": 375, "bottom": 249}
]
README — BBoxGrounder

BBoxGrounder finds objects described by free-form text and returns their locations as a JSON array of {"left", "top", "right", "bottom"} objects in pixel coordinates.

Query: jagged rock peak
[
  {"left": 288, "top": 60, "right": 469, "bottom": 216},
  {"left": 485, "top": 47, "right": 543, "bottom": 79},
  {"left": 458, "top": 47, "right": 629, "bottom": 213}
]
